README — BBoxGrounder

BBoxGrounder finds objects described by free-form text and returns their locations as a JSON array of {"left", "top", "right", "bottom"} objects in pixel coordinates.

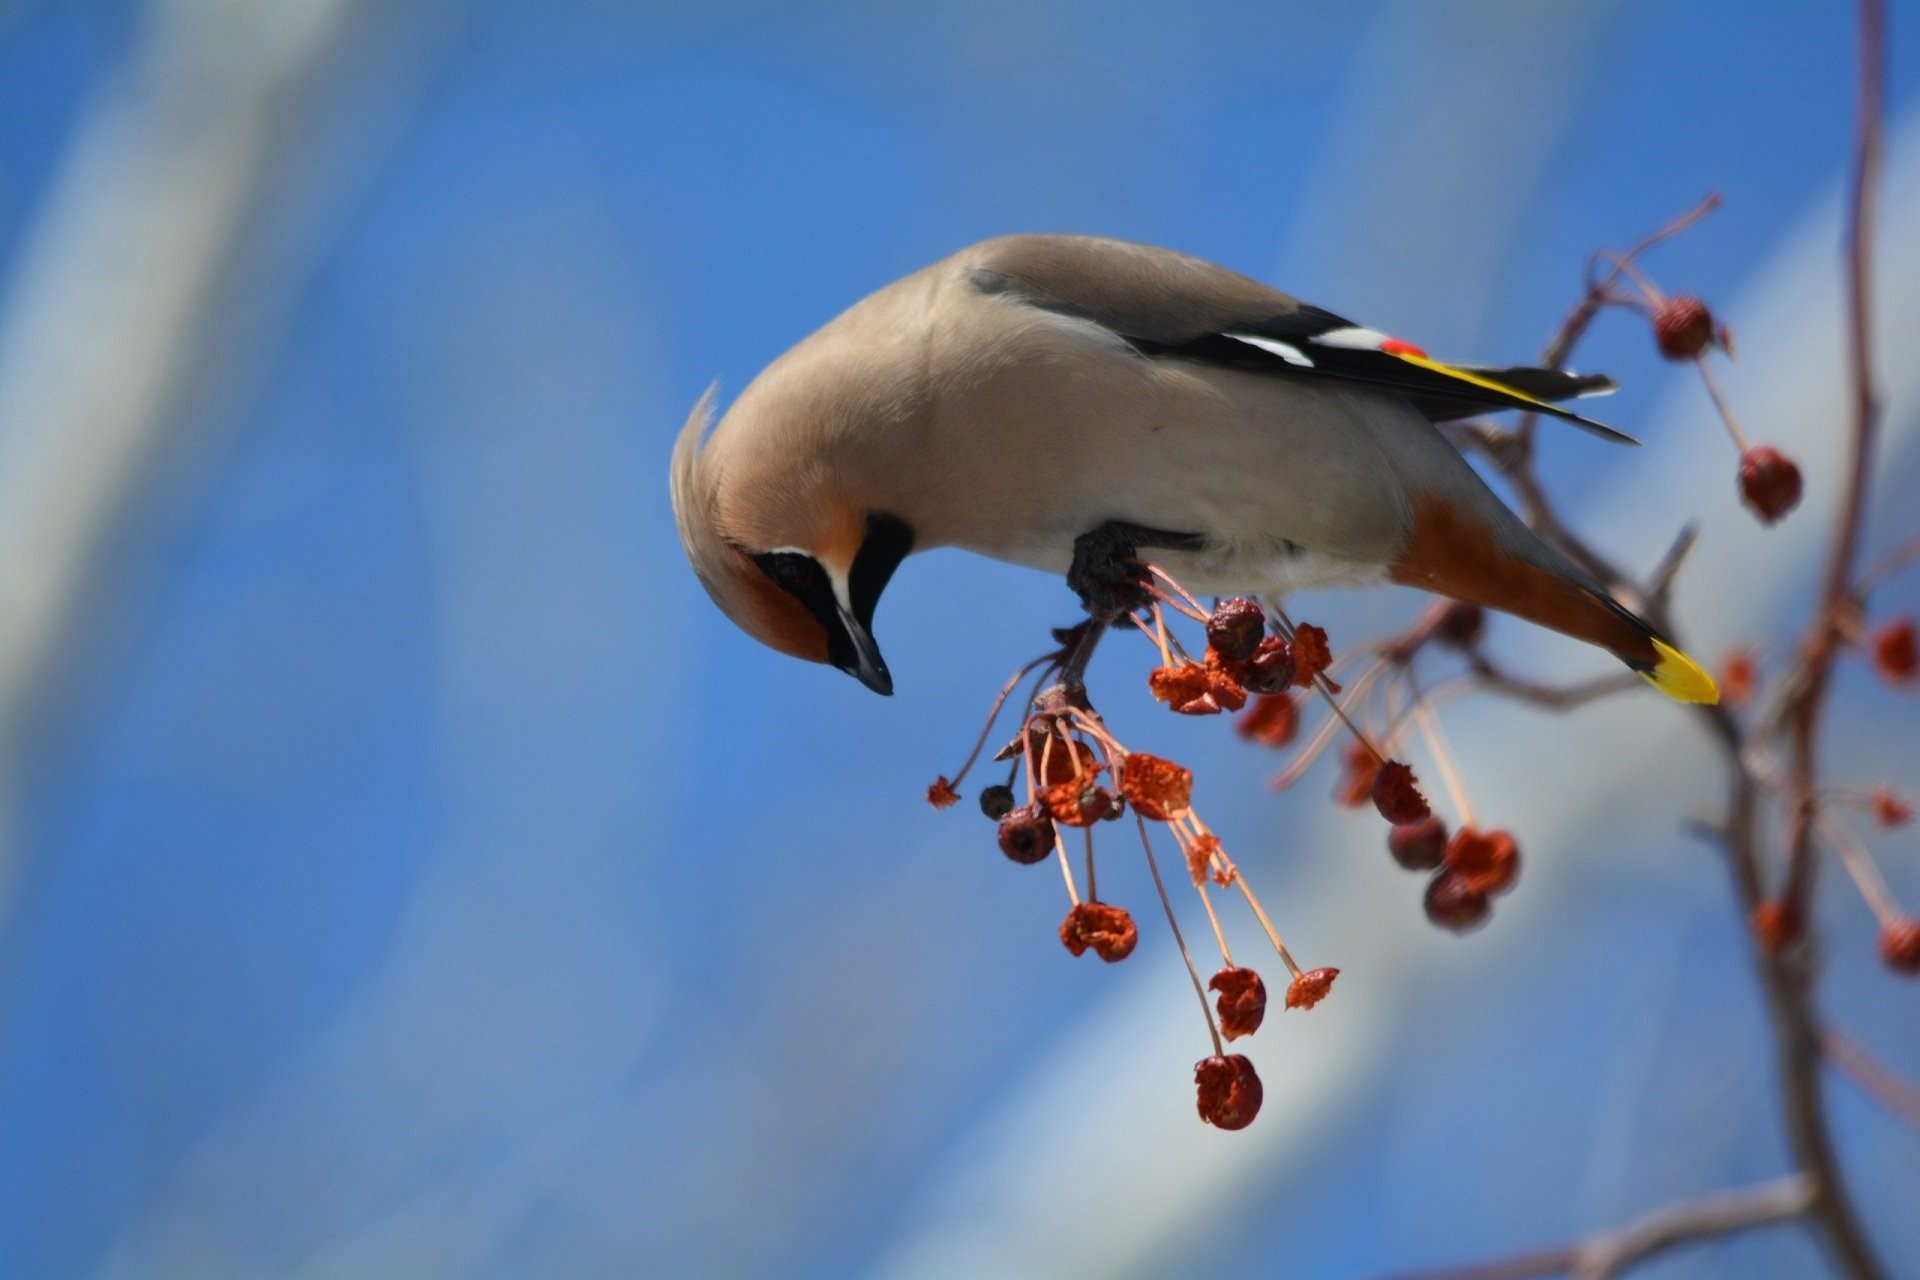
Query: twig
[
  {"left": 1420, "top": 130, "right": 1886, "bottom": 1275},
  {"left": 1856, "top": 529, "right": 1920, "bottom": 595},
  {"left": 1777, "top": 0, "right": 1887, "bottom": 945},
  {"left": 1382, "top": 1174, "right": 1812, "bottom": 1280},
  {"left": 1823, "top": 1028, "right": 1920, "bottom": 1127},
  {"left": 1509, "top": 191, "right": 1721, "bottom": 459},
  {"left": 1466, "top": 657, "right": 1642, "bottom": 712}
]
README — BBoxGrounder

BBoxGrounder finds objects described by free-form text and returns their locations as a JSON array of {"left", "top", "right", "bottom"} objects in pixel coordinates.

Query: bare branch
[
  {"left": 1381, "top": 1175, "right": 1812, "bottom": 1280},
  {"left": 1466, "top": 656, "right": 1641, "bottom": 712}
]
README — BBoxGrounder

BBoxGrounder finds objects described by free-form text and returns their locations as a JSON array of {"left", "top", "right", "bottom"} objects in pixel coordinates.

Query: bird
[{"left": 671, "top": 234, "right": 1718, "bottom": 704}]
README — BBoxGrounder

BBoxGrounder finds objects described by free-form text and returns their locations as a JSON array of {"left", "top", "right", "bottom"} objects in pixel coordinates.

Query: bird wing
[{"left": 964, "top": 235, "right": 1632, "bottom": 445}]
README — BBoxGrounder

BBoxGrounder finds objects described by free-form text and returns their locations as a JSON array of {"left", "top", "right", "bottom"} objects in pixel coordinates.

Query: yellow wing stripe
[{"left": 1391, "top": 350, "right": 1560, "bottom": 412}]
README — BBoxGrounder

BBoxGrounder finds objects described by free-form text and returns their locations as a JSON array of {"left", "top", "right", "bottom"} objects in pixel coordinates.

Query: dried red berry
[
  {"left": 1388, "top": 815, "right": 1448, "bottom": 871},
  {"left": 1059, "top": 902, "right": 1138, "bottom": 962},
  {"left": 1334, "top": 740, "right": 1380, "bottom": 809},
  {"left": 1435, "top": 601, "right": 1485, "bottom": 649},
  {"left": 1206, "top": 597, "right": 1266, "bottom": 663},
  {"left": 1284, "top": 966, "right": 1338, "bottom": 1011},
  {"left": 1042, "top": 771, "right": 1114, "bottom": 828},
  {"left": 1290, "top": 623, "right": 1337, "bottom": 690},
  {"left": 978, "top": 784, "right": 1016, "bottom": 820},
  {"left": 1870, "top": 788, "right": 1912, "bottom": 829},
  {"left": 926, "top": 776, "right": 961, "bottom": 809},
  {"left": 1871, "top": 618, "right": 1917, "bottom": 685},
  {"left": 1739, "top": 446, "right": 1802, "bottom": 525},
  {"left": 1194, "top": 1054, "right": 1263, "bottom": 1130},
  {"left": 1149, "top": 661, "right": 1214, "bottom": 712},
  {"left": 996, "top": 803, "right": 1054, "bottom": 865},
  {"left": 1653, "top": 295, "right": 1718, "bottom": 360},
  {"left": 1371, "top": 760, "right": 1430, "bottom": 825},
  {"left": 1120, "top": 753, "right": 1193, "bottom": 820},
  {"left": 1753, "top": 899, "right": 1801, "bottom": 955},
  {"left": 1243, "top": 636, "right": 1296, "bottom": 695},
  {"left": 1444, "top": 826, "right": 1520, "bottom": 896},
  {"left": 1721, "top": 650, "right": 1758, "bottom": 708},
  {"left": 1235, "top": 693, "right": 1298, "bottom": 747},
  {"left": 1208, "top": 967, "right": 1267, "bottom": 1040},
  {"left": 1880, "top": 919, "right": 1920, "bottom": 974},
  {"left": 1037, "top": 734, "right": 1096, "bottom": 786},
  {"left": 1424, "top": 870, "right": 1491, "bottom": 933},
  {"left": 1184, "top": 832, "right": 1223, "bottom": 886},
  {"left": 1203, "top": 648, "right": 1249, "bottom": 712}
]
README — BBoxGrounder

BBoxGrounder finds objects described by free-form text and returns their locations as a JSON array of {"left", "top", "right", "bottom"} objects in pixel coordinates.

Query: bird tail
[
  {"left": 1587, "top": 590, "right": 1721, "bottom": 705},
  {"left": 1390, "top": 498, "right": 1719, "bottom": 705},
  {"left": 1481, "top": 576, "right": 1720, "bottom": 705}
]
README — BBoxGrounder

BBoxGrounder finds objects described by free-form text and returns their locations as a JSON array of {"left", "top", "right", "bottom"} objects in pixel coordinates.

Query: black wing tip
[
  {"left": 1467, "top": 365, "right": 1634, "bottom": 443},
  {"left": 1545, "top": 402, "right": 1640, "bottom": 446}
]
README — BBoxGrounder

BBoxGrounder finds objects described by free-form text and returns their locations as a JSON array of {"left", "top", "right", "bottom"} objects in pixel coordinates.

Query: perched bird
[{"left": 671, "top": 235, "right": 1717, "bottom": 704}]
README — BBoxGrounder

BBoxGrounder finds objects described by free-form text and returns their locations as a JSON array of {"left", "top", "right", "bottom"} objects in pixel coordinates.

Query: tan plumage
[{"left": 672, "top": 234, "right": 1717, "bottom": 703}]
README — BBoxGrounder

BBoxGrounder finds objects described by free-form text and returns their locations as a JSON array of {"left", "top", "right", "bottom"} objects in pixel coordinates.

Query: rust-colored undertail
[{"left": 1390, "top": 496, "right": 1718, "bottom": 704}]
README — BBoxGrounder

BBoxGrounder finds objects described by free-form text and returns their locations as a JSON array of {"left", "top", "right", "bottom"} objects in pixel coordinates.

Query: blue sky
[{"left": 1, "top": 3, "right": 1917, "bottom": 1277}]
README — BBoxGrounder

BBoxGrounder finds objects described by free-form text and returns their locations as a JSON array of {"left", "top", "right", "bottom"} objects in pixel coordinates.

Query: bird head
[{"left": 671, "top": 387, "right": 913, "bottom": 695}]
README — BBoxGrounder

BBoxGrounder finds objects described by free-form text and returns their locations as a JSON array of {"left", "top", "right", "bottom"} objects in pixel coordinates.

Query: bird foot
[
  {"left": 1067, "top": 521, "right": 1205, "bottom": 616},
  {"left": 1068, "top": 526, "right": 1148, "bottom": 616}
]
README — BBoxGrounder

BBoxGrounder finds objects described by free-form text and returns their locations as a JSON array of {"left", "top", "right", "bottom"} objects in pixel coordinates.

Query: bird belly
[
  {"left": 980, "top": 529, "right": 1387, "bottom": 600},
  {"left": 1163, "top": 538, "right": 1390, "bottom": 598}
]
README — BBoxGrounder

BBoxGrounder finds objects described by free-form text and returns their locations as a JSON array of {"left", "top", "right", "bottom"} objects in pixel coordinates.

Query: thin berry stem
[
  {"left": 1816, "top": 812, "right": 1901, "bottom": 926},
  {"left": 1138, "top": 813, "right": 1224, "bottom": 1057},
  {"left": 1694, "top": 359, "right": 1753, "bottom": 453},
  {"left": 1408, "top": 675, "right": 1475, "bottom": 828},
  {"left": 1196, "top": 876, "right": 1234, "bottom": 968},
  {"left": 1083, "top": 823, "right": 1098, "bottom": 904},
  {"left": 948, "top": 652, "right": 1060, "bottom": 787}
]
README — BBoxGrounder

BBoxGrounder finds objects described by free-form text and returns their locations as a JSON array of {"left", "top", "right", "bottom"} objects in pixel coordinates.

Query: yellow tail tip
[{"left": 1639, "top": 638, "right": 1720, "bottom": 704}]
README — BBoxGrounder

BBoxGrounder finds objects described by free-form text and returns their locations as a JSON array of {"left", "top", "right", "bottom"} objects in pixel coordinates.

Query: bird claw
[
  {"left": 1067, "top": 521, "right": 1208, "bottom": 617},
  {"left": 1069, "top": 525, "right": 1151, "bottom": 616}
]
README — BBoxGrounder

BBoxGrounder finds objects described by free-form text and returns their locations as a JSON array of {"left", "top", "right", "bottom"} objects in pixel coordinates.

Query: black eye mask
[
  {"left": 846, "top": 513, "right": 913, "bottom": 630},
  {"left": 751, "top": 550, "right": 838, "bottom": 627},
  {"left": 751, "top": 514, "right": 913, "bottom": 686}
]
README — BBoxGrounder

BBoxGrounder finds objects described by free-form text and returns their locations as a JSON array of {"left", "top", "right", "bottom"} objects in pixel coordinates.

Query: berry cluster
[
  {"left": 925, "top": 583, "right": 1543, "bottom": 1130},
  {"left": 927, "top": 591, "right": 1369, "bottom": 1131}
]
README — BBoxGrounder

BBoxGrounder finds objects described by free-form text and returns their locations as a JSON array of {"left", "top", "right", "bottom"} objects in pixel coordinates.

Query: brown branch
[
  {"left": 1509, "top": 191, "right": 1721, "bottom": 459},
  {"left": 1429, "top": 148, "right": 1887, "bottom": 1274},
  {"left": 1779, "top": 0, "right": 1888, "bottom": 915},
  {"left": 1693, "top": 702, "right": 1884, "bottom": 1278},
  {"left": 1382, "top": 1175, "right": 1812, "bottom": 1280},
  {"left": 1466, "top": 656, "right": 1641, "bottom": 712},
  {"left": 1643, "top": 525, "right": 1700, "bottom": 610},
  {"left": 1334, "top": 20, "right": 1890, "bottom": 1279},
  {"left": 1662, "top": 12, "right": 1888, "bottom": 1273}
]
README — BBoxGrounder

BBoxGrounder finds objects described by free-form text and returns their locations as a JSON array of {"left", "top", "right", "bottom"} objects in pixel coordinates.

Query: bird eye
[{"left": 755, "top": 551, "right": 819, "bottom": 593}]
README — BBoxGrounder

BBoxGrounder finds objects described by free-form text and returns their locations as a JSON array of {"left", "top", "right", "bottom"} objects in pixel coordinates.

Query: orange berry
[
  {"left": 1208, "top": 967, "right": 1267, "bottom": 1040},
  {"left": 1059, "top": 902, "right": 1138, "bottom": 962},
  {"left": 1284, "top": 966, "right": 1339, "bottom": 1011}
]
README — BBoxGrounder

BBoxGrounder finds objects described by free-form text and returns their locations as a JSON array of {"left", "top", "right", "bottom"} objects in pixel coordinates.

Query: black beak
[{"left": 831, "top": 599, "right": 893, "bottom": 695}]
